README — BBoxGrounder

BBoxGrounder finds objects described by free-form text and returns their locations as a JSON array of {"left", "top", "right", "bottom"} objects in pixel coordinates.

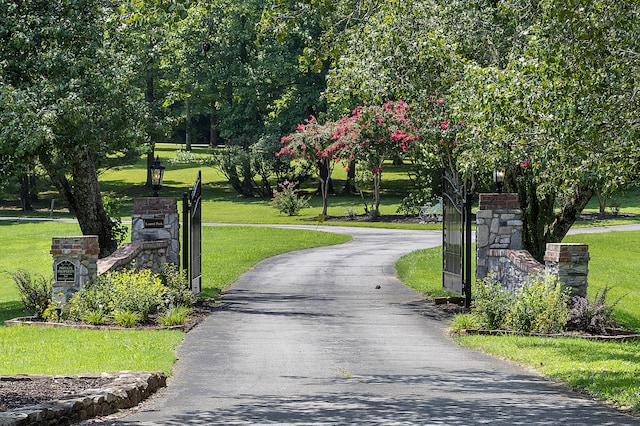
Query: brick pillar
[
  {"left": 476, "top": 193, "right": 523, "bottom": 279},
  {"left": 50, "top": 236, "right": 99, "bottom": 302},
  {"left": 131, "top": 198, "right": 180, "bottom": 267},
  {"left": 544, "top": 243, "right": 589, "bottom": 297}
]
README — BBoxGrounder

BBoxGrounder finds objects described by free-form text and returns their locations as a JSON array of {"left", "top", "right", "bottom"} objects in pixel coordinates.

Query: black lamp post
[
  {"left": 150, "top": 156, "right": 165, "bottom": 197},
  {"left": 493, "top": 169, "right": 505, "bottom": 194}
]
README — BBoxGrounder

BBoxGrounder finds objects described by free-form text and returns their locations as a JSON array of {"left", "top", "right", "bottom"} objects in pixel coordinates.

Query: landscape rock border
[{"left": 0, "top": 371, "right": 166, "bottom": 426}]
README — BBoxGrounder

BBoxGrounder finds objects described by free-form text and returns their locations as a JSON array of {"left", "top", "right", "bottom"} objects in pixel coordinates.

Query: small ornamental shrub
[
  {"left": 507, "top": 275, "right": 569, "bottom": 334},
  {"left": 567, "top": 286, "right": 623, "bottom": 335},
  {"left": 104, "top": 268, "right": 166, "bottom": 320},
  {"left": 11, "top": 269, "right": 51, "bottom": 319},
  {"left": 159, "top": 263, "right": 195, "bottom": 308},
  {"left": 473, "top": 273, "right": 512, "bottom": 330},
  {"left": 271, "top": 180, "right": 310, "bottom": 216}
]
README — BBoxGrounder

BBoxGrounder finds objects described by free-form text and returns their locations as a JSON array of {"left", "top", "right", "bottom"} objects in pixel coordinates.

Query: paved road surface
[{"left": 102, "top": 226, "right": 638, "bottom": 425}]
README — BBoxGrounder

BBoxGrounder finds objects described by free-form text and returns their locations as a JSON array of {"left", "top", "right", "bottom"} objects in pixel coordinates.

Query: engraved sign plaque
[{"left": 55, "top": 260, "right": 77, "bottom": 283}]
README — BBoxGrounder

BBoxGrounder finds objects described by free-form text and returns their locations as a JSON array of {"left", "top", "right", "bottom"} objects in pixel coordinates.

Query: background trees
[
  {"left": 1, "top": 0, "right": 637, "bottom": 260},
  {"left": 0, "top": 0, "right": 147, "bottom": 256}
]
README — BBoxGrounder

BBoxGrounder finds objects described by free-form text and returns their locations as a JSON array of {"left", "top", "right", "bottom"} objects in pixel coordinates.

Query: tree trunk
[
  {"left": 185, "top": 98, "right": 192, "bottom": 152},
  {"left": 342, "top": 160, "right": 357, "bottom": 194},
  {"left": 19, "top": 175, "right": 33, "bottom": 212},
  {"left": 548, "top": 185, "right": 594, "bottom": 242},
  {"left": 210, "top": 104, "right": 218, "bottom": 148},
  {"left": 512, "top": 171, "right": 594, "bottom": 263},
  {"left": 41, "top": 147, "right": 118, "bottom": 258}
]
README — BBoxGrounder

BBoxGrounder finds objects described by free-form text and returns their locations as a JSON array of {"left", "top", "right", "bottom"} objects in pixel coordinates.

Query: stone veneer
[
  {"left": 50, "top": 236, "right": 100, "bottom": 303},
  {"left": 0, "top": 372, "right": 166, "bottom": 426},
  {"left": 475, "top": 193, "right": 523, "bottom": 280},
  {"left": 544, "top": 243, "right": 589, "bottom": 297},
  {"left": 476, "top": 193, "right": 590, "bottom": 297},
  {"left": 131, "top": 197, "right": 180, "bottom": 267},
  {"left": 96, "top": 240, "right": 169, "bottom": 275}
]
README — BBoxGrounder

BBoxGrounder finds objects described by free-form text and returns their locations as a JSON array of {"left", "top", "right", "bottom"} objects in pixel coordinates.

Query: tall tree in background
[{"left": 0, "top": 0, "right": 147, "bottom": 256}]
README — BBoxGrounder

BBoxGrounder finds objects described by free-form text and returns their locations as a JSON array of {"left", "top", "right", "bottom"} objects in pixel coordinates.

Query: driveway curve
[{"left": 112, "top": 226, "right": 638, "bottom": 425}]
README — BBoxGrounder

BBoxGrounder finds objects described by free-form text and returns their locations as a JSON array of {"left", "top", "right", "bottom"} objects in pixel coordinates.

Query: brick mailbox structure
[{"left": 50, "top": 236, "right": 100, "bottom": 303}]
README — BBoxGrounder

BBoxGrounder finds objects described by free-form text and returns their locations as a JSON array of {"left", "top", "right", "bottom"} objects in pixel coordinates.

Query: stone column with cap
[
  {"left": 131, "top": 197, "right": 180, "bottom": 267},
  {"left": 544, "top": 243, "right": 590, "bottom": 297},
  {"left": 476, "top": 193, "right": 523, "bottom": 280}
]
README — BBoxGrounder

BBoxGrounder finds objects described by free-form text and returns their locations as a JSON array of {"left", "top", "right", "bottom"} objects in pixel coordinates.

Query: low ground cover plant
[
  {"left": 64, "top": 265, "right": 194, "bottom": 327},
  {"left": 12, "top": 264, "right": 194, "bottom": 328},
  {"left": 452, "top": 273, "right": 623, "bottom": 336}
]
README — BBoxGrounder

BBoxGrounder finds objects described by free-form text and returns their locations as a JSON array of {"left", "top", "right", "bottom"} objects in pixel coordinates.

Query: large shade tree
[
  {"left": 315, "top": 0, "right": 639, "bottom": 261},
  {"left": 0, "top": 0, "right": 147, "bottom": 256},
  {"left": 449, "top": 0, "right": 640, "bottom": 260}
]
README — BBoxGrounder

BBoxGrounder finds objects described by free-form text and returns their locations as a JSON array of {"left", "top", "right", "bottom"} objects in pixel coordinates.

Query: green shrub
[
  {"left": 113, "top": 310, "right": 142, "bottom": 327},
  {"left": 104, "top": 268, "right": 166, "bottom": 319},
  {"left": 506, "top": 275, "right": 569, "bottom": 334},
  {"left": 271, "top": 180, "right": 310, "bottom": 216},
  {"left": 10, "top": 269, "right": 51, "bottom": 319},
  {"left": 473, "top": 274, "right": 512, "bottom": 330},
  {"left": 68, "top": 268, "right": 167, "bottom": 324},
  {"left": 159, "top": 263, "right": 195, "bottom": 308},
  {"left": 158, "top": 305, "right": 192, "bottom": 326}
]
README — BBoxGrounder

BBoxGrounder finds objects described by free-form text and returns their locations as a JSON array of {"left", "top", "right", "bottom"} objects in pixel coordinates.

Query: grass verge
[
  {"left": 397, "top": 230, "right": 640, "bottom": 414},
  {"left": 0, "top": 326, "right": 184, "bottom": 375}
]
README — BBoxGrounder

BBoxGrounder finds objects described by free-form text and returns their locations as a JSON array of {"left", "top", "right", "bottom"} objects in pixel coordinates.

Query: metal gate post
[{"left": 182, "top": 191, "right": 190, "bottom": 277}]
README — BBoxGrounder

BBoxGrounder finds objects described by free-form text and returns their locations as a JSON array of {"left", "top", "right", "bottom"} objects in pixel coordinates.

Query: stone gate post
[
  {"left": 131, "top": 197, "right": 180, "bottom": 267},
  {"left": 476, "top": 193, "right": 523, "bottom": 280}
]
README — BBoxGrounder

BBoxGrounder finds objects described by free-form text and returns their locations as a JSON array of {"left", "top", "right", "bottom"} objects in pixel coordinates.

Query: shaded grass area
[{"left": 0, "top": 326, "right": 184, "bottom": 375}]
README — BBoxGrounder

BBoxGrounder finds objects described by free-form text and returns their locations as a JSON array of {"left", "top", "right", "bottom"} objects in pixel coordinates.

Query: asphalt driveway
[{"left": 110, "top": 226, "right": 639, "bottom": 425}]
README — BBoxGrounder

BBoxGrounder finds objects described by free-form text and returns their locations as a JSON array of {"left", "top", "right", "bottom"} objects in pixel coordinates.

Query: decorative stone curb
[{"left": 0, "top": 371, "right": 166, "bottom": 426}]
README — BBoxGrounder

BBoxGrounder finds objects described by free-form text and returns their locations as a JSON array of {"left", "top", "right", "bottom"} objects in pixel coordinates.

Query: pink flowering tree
[
  {"left": 278, "top": 116, "right": 352, "bottom": 217},
  {"left": 348, "top": 100, "right": 419, "bottom": 216}
]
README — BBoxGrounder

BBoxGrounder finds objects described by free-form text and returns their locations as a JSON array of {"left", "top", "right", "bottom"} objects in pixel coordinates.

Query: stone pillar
[
  {"left": 131, "top": 198, "right": 180, "bottom": 267},
  {"left": 476, "top": 193, "right": 523, "bottom": 279},
  {"left": 544, "top": 243, "right": 589, "bottom": 297},
  {"left": 50, "top": 236, "right": 99, "bottom": 302}
]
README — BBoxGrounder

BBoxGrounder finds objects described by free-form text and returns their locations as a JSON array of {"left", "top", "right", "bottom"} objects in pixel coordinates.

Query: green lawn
[
  {"left": 1, "top": 144, "right": 639, "bottom": 414},
  {"left": 0, "top": 221, "right": 350, "bottom": 375}
]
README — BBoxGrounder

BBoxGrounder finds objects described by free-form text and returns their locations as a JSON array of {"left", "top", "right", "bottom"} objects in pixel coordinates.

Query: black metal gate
[
  {"left": 183, "top": 170, "right": 202, "bottom": 295},
  {"left": 442, "top": 172, "right": 472, "bottom": 307}
]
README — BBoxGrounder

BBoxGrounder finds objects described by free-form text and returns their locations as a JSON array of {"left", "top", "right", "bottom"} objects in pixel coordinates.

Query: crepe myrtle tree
[
  {"left": 346, "top": 100, "right": 420, "bottom": 216},
  {"left": 279, "top": 116, "right": 354, "bottom": 217}
]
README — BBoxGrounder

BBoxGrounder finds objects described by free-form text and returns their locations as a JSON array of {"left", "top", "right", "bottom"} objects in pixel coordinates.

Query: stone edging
[{"left": 0, "top": 371, "right": 166, "bottom": 426}]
